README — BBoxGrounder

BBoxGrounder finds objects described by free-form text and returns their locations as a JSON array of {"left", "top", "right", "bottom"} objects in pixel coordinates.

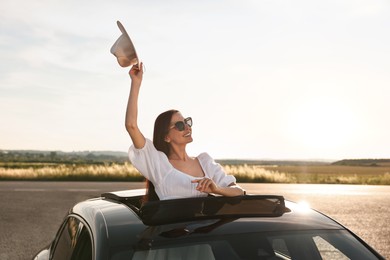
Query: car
[{"left": 33, "top": 189, "right": 385, "bottom": 260}]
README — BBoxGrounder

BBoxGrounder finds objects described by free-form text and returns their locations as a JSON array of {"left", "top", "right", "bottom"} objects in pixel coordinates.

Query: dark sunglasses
[{"left": 169, "top": 117, "right": 193, "bottom": 131}]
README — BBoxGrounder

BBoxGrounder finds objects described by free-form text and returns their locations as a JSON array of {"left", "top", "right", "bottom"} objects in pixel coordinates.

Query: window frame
[{"left": 49, "top": 214, "right": 94, "bottom": 260}]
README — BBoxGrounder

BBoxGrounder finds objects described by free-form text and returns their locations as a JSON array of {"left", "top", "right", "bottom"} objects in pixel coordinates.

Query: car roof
[
  {"left": 70, "top": 189, "right": 344, "bottom": 259},
  {"left": 72, "top": 189, "right": 343, "bottom": 232},
  {"left": 62, "top": 189, "right": 382, "bottom": 259}
]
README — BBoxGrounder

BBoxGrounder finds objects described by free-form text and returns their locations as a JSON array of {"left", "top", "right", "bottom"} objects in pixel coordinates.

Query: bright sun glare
[{"left": 296, "top": 201, "right": 311, "bottom": 212}]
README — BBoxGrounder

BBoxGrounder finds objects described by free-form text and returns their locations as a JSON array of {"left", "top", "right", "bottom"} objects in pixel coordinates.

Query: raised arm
[{"left": 125, "top": 63, "right": 146, "bottom": 149}]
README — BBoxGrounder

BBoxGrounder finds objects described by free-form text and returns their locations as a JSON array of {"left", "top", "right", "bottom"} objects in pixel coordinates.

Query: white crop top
[{"left": 128, "top": 139, "right": 236, "bottom": 200}]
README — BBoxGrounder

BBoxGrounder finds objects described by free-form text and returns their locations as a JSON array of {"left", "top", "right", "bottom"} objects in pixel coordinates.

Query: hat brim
[{"left": 110, "top": 21, "right": 139, "bottom": 67}]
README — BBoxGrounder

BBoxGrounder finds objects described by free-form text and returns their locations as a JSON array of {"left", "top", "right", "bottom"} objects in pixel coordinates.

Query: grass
[
  {"left": 0, "top": 162, "right": 389, "bottom": 185},
  {"left": 231, "top": 164, "right": 390, "bottom": 185},
  {"left": 0, "top": 162, "right": 144, "bottom": 181}
]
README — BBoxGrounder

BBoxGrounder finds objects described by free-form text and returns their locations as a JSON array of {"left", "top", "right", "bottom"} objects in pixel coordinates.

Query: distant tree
[{"left": 50, "top": 152, "right": 57, "bottom": 161}]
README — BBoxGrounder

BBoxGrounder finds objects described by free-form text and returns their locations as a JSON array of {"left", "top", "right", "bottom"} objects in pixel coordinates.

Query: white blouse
[{"left": 128, "top": 139, "right": 236, "bottom": 200}]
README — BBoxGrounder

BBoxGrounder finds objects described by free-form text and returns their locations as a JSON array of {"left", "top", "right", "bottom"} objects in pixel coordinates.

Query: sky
[{"left": 1, "top": 0, "right": 389, "bottom": 160}]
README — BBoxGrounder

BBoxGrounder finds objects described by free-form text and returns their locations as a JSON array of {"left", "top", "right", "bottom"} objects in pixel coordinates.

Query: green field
[
  {"left": 1, "top": 151, "right": 389, "bottom": 184},
  {"left": 227, "top": 164, "right": 390, "bottom": 185},
  {"left": 1, "top": 162, "right": 389, "bottom": 185}
]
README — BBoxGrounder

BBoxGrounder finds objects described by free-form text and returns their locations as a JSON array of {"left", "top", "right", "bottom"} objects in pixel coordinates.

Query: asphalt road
[{"left": 0, "top": 182, "right": 389, "bottom": 260}]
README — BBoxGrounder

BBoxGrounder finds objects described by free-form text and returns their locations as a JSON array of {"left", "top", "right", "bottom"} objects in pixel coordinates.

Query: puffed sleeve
[
  {"left": 198, "top": 153, "right": 236, "bottom": 187},
  {"left": 128, "top": 138, "right": 170, "bottom": 184}
]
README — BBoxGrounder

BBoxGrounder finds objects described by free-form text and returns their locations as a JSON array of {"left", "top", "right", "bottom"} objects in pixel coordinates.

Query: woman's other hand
[
  {"left": 192, "top": 178, "right": 218, "bottom": 194},
  {"left": 191, "top": 178, "right": 245, "bottom": 197}
]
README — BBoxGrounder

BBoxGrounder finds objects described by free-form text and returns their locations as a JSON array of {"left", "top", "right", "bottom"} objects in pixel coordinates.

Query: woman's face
[{"left": 165, "top": 112, "right": 193, "bottom": 145}]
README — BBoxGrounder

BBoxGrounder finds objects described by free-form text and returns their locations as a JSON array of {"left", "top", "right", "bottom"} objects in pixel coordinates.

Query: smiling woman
[
  {"left": 285, "top": 96, "right": 358, "bottom": 155},
  {"left": 124, "top": 63, "right": 245, "bottom": 201}
]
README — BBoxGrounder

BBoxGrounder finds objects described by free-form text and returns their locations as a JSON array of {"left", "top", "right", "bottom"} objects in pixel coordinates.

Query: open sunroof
[{"left": 139, "top": 195, "right": 289, "bottom": 226}]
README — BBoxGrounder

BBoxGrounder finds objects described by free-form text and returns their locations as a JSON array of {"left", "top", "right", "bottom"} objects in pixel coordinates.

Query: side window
[
  {"left": 71, "top": 225, "right": 92, "bottom": 260},
  {"left": 51, "top": 216, "right": 92, "bottom": 260},
  {"left": 271, "top": 238, "right": 291, "bottom": 258},
  {"left": 313, "top": 236, "right": 349, "bottom": 260}
]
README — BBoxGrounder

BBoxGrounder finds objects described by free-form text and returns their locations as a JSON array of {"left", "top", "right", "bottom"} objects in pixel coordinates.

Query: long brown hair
[{"left": 144, "top": 109, "right": 179, "bottom": 202}]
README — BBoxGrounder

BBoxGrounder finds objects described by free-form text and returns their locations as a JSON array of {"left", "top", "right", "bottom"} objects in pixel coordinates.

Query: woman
[{"left": 125, "top": 63, "right": 244, "bottom": 201}]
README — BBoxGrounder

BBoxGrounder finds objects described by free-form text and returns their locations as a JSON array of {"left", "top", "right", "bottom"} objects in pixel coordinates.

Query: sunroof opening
[{"left": 138, "top": 195, "right": 290, "bottom": 225}]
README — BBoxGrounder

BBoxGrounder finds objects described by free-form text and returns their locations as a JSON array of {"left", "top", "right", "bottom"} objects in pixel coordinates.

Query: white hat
[{"left": 110, "top": 21, "right": 139, "bottom": 67}]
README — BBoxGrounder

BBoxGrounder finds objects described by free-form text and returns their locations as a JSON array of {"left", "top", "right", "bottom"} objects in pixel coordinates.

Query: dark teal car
[{"left": 33, "top": 189, "right": 384, "bottom": 259}]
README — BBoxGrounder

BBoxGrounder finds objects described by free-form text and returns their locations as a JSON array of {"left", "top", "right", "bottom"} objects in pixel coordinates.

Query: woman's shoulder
[
  {"left": 197, "top": 152, "right": 211, "bottom": 159},
  {"left": 129, "top": 138, "right": 170, "bottom": 164},
  {"left": 129, "top": 138, "right": 152, "bottom": 151},
  {"left": 197, "top": 152, "right": 215, "bottom": 164}
]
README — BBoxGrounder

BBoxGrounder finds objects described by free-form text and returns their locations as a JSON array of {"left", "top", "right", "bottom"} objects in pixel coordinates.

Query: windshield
[{"left": 127, "top": 229, "right": 379, "bottom": 260}]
